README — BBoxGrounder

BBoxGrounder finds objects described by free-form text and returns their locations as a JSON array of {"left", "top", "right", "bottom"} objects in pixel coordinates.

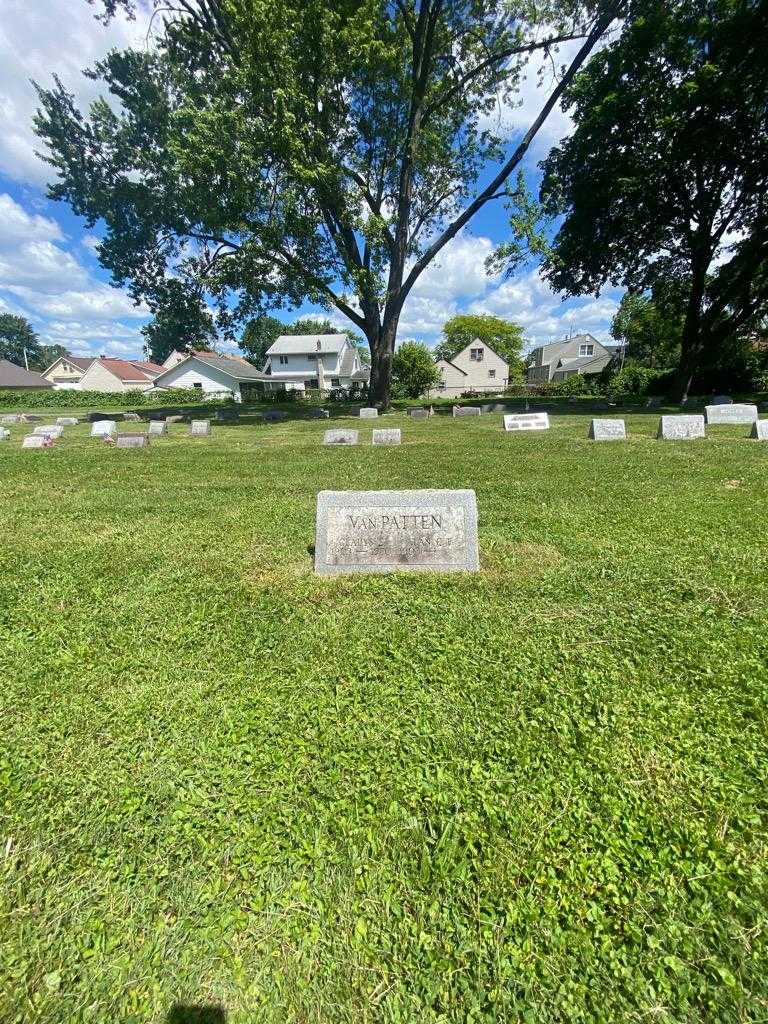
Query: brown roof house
[
  {"left": 77, "top": 357, "right": 165, "bottom": 393},
  {"left": 40, "top": 355, "right": 96, "bottom": 389},
  {"left": 150, "top": 350, "right": 269, "bottom": 401},
  {"left": 0, "top": 359, "right": 53, "bottom": 389}
]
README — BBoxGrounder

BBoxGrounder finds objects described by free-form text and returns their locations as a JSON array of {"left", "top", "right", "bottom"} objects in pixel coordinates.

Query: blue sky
[{"left": 0, "top": 1, "right": 623, "bottom": 361}]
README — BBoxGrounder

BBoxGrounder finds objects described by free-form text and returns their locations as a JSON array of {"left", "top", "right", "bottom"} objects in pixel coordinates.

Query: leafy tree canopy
[
  {"left": 611, "top": 283, "right": 685, "bottom": 370},
  {"left": 0, "top": 314, "right": 43, "bottom": 369},
  {"left": 35, "top": 0, "right": 621, "bottom": 405},
  {"left": 140, "top": 280, "right": 216, "bottom": 363},
  {"left": 392, "top": 340, "right": 441, "bottom": 398},
  {"left": 537, "top": 0, "right": 768, "bottom": 397},
  {"left": 435, "top": 313, "right": 524, "bottom": 369}
]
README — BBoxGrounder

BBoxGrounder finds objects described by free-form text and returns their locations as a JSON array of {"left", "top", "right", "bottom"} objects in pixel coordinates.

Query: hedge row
[{"left": 0, "top": 388, "right": 217, "bottom": 410}]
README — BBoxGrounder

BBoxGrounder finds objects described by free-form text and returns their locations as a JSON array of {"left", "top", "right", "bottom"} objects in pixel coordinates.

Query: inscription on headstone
[
  {"left": 372, "top": 428, "right": 401, "bottom": 445},
  {"left": 750, "top": 420, "right": 768, "bottom": 440},
  {"left": 315, "top": 489, "right": 479, "bottom": 575},
  {"left": 148, "top": 420, "right": 167, "bottom": 436},
  {"left": 91, "top": 420, "right": 117, "bottom": 437},
  {"left": 588, "top": 418, "right": 626, "bottom": 440},
  {"left": 22, "top": 434, "right": 52, "bottom": 448},
  {"left": 453, "top": 406, "right": 481, "bottom": 417},
  {"left": 189, "top": 419, "right": 211, "bottom": 436},
  {"left": 359, "top": 407, "right": 379, "bottom": 419},
  {"left": 705, "top": 403, "right": 758, "bottom": 425},
  {"left": 323, "top": 429, "right": 358, "bottom": 445},
  {"left": 116, "top": 433, "right": 150, "bottom": 448},
  {"left": 503, "top": 412, "right": 549, "bottom": 431},
  {"left": 657, "top": 415, "right": 705, "bottom": 440}
]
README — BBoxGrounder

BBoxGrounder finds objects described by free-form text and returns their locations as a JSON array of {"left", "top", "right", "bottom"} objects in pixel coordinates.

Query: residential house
[
  {"left": 0, "top": 359, "right": 53, "bottom": 389},
  {"left": 40, "top": 355, "right": 96, "bottom": 389},
  {"left": 428, "top": 339, "right": 509, "bottom": 398},
  {"left": 77, "top": 357, "right": 165, "bottom": 393},
  {"left": 526, "top": 333, "right": 615, "bottom": 384},
  {"left": 262, "top": 334, "right": 370, "bottom": 393},
  {"left": 150, "top": 350, "right": 269, "bottom": 401},
  {"left": 161, "top": 350, "right": 189, "bottom": 370}
]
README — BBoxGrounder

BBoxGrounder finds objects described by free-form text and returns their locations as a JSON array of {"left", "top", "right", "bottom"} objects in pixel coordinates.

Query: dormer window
[
  {"left": 470, "top": 347, "right": 484, "bottom": 361},
  {"left": 279, "top": 355, "right": 289, "bottom": 365},
  {"left": 578, "top": 343, "right": 594, "bottom": 357}
]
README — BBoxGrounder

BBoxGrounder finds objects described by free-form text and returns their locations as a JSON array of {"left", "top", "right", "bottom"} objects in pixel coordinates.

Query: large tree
[
  {"left": 538, "top": 0, "right": 768, "bottom": 398},
  {"left": 0, "top": 314, "right": 42, "bottom": 369},
  {"left": 34, "top": 0, "right": 622, "bottom": 406},
  {"left": 434, "top": 312, "right": 524, "bottom": 370},
  {"left": 140, "top": 280, "right": 217, "bottom": 363}
]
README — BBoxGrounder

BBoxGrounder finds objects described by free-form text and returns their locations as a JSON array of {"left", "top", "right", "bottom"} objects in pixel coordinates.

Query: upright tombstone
[
  {"left": 0, "top": 427, "right": 10, "bottom": 441},
  {"left": 323, "top": 429, "right": 358, "bottom": 445},
  {"left": 359, "top": 407, "right": 379, "bottom": 419},
  {"left": 588, "top": 418, "right": 626, "bottom": 441},
  {"left": 91, "top": 419, "right": 117, "bottom": 438},
  {"left": 453, "top": 406, "right": 481, "bottom": 418},
  {"left": 705, "top": 403, "right": 759, "bottom": 425},
  {"left": 116, "top": 432, "right": 150, "bottom": 448},
  {"left": 22, "top": 434, "right": 53, "bottom": 449},
  {"left": 503, "top": 412, "right": 549, "bottom": 432},
  {"left": 148, "top": 420, "right": 168, "bottom": 436},
  {"left": 166, "top": 414, "right": 184, "bottom": 423},
  {"left": 372, "top": 428, "right": 401, "bottom": 445},
  {"left": 657, "top": 415, "right": 705, "bottom": 440},
  {"left": 750, "top": 420, "right": 768, "bottom": 440},
  {"left": 315, "top": 489, "right": 479, "bottom": 575},
  {"left": 33, "top": 424, "right": 64, "bottom": 439},
  {"left": 189, "top": 419, "right": 211, "bottom": 437},
  {"left": 56, "top": 416, "right": 79, "bottom": 426},
  {"left": 409, "top": 408, "right": 428, "bottom": 420}
]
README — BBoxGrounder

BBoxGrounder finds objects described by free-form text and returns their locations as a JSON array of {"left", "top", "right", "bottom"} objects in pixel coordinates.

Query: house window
[
  {"left": 488, "top": 369, "right": 496, "bottom": 378},
  {"left": 578, "top": 343, "right": 594, "bottom": 357},
  {"left": 279, "top": 355, "right": 289, "bottom": 365},
  {"left": 193, "top": 382, "right": 203, "bottom": 390},
  {"left": 470, "top": 347, "right": 484, "bottom": 361},
  {"left": 331, "top": 378, "right": 340, "bottom": 387},
  {"left": 305, "top": 379, "right": 318, "bottom": 388}
]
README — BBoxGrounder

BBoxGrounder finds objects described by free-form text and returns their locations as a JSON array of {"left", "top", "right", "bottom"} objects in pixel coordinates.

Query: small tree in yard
[
  {"left": 392, "top": 341, "right": 441, "bottom": 398},
  {"left": 34, "top": 0, "right": 623, "bottom": 407}
]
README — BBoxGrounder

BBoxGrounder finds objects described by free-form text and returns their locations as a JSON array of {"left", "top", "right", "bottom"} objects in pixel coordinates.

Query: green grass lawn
[{"left": 1, "top": 409, "right": 767, "bottom": 1023}]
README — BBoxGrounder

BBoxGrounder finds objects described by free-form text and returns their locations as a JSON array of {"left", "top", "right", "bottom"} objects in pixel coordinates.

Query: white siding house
[
  {"left": 428, "top": 339, "right": 509, "bottom": 398},
  {"left": 263, "top": 334, "right": 369, "bottom": 393},
  {"left": 526, "top": 334, "right": 615, "bottom": 383},
  {"left": 150, "top": 351, "right": 268, "bottom": 401},
  {"left": 40, "top": 356, "right": 95, "bottom": 389},
  {"left": 77, "top": 358, "right": 164, "bottom": 393}
]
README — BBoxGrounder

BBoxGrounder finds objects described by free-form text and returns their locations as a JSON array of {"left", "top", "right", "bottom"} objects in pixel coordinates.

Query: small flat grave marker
[
  {"left": 116, "top": 433, "right": 150, "bottom": 449},
  {"left": 165, "top": 415, "right": 184, "bottom": 423},
  {"left": 453, "top": 406, "right": 481, "bottom": 417},
  {"left": 148, "top": 420, "right": 167, "bottom": 436},
  {"left": 750, "top": 420, "right": 768, "bottom": 440},
  {"left": 705, "top": 403, "right": 758, "bottom": 425},
  {"left": 315, "top": 489, "right": 479, "bottom": 575},
  {"left": 359, "top": 407, "right": 379, "bottom": 419},
  {"left": 91, "top": 420, "right": 117, "bottom": 437},
  {"left": 588, "top": 418, "right": 626, "bottom": 441},
  {"left": 409, "top": 408, "right": 428, "bottom": 420},
  {"left": 503, "top": 412, "right": 549, "bottom": 432},
  {"left": 324, "top": 429, "right": 358, "bottom": 445},
  {"left": 22, "top": 434, "right": 52, "bottom": 449},
  {"left": 189, "top": 419, "right": 211, "bottom": 437},
  {"left": 657, "top": 415, "right": 705, "bottom": 440},
  {"left": 0, "top": 427, "right": 10, "bottom": 441},
  {"left": 56, "top": 417, "right": 79, "bottom": 425},
  {"left": 372, "top": 428, "right": 401, "bottom": 445},
  {"left": 33, "top": 424, "right": 63, "bottom": 439}
]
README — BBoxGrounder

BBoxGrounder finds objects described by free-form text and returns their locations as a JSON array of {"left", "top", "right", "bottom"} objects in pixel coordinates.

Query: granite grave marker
[
  {"left": 359, "top": 407, "right": 379, "bottom": 419},
  {"left": 372, "top": 428, "right": 401, "bottom": 445},
  {"left": 323, "top": 429, "right": 358, "bottom": 445},
  {"left": 588, "top": 418, "right": 626, "bottom": 440},
  {"left": 657, "top": 415, "right": 705, "bottom": 439},
  {"left": 705, "top": 403, "right": 758, "bottom": 425},
  {"left": 503, "top": 412, "right": 549, "bottom": 431}
]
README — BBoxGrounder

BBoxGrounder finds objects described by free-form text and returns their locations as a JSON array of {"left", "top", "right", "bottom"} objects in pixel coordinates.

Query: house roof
[
  {"left": 350, "top": 366, "right": 371, "bottom": 382},
  {"left": 266, "top": 334, "right": 347, "bottom": 356},
  {"left": 153, "top": 351, "right": 269, "bottom": 384},
  {"left": 43, "top": 355, "right": 96, "bottom": 375},
  {"left": 529, "top": 333, "right": 602, "bottom": 363},
  {"left": 435, "top": 357, "right": 468, "bottom": 377},
  {"left": 92, "top": 358, "right": 161, "bottom": 383},
  {"left": 132, "top": 359, "right": 165, "bottom": 374},
  {"left": 0, "top": 359, "right": 53, "bottom": 388}
]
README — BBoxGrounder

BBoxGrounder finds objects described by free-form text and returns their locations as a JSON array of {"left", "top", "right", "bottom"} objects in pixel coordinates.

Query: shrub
[
  {"left": 0, "top": 388, "right": 214, "bottom": 410},
  {"left": 604, "top": 365, "right": 673, "bottom": 401}
]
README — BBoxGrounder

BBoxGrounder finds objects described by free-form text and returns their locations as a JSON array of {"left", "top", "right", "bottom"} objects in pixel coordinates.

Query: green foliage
[
  {"left": 611, "top": 289, "right": 682, "bottom": 369},
  {"left": 548, "top": 373, "right": 595, "bottom": 397},
  {"left": 541, "top": 0, "right": 768, "bottom": 395},
  {"left": 240, "top": 315, "right": 285, "bottom": 369},
  {"left": 391, "top": 340, "right": 441, "bottom": 398},
  {"left": 0, "top": 314, "right": 43, "bottom": 369},
  {"left": 140, "top": 280, "right": 216, "bottom": 363},
  {"left": 603, "top": 365, "right": 673, "bottom": 401},
  {"left": 0, "top": 388, "right": 209, "bottom": 409},
  {"left": 435, "top": 314, "right": 524, "bottom": 371},
  {"left": 1, "top": 408, "right": 768, "bottom": 1020}
]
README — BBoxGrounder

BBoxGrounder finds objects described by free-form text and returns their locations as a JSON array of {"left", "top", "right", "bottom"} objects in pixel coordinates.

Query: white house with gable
[
  {"left": 150, "top": 350, "right": 269, "bottom": 401},
  {"left": 428, "top": 339, "right": 509, "bottom": 398},
  {"left": 262, "top": 334, "right": 369, "bottom": 393}
]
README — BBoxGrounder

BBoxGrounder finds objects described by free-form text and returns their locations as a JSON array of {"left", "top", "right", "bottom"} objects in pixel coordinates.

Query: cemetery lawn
[{"left": 2, "top": 408, "right": 768, "bottom": 1024}]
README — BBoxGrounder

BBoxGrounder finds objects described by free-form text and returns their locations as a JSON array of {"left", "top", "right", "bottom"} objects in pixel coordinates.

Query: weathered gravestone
[
  {"left": 166, "top": 415, "right": 184, "bottom": 423},
  {"left": 503, "top": 412, "right": 549, "bottom": 432},
  {"left": 323, "top": 429, "right": 358, "bottom": 445},
  {"left": 372, "top": 428, "right": 401, "bottom": 445},
  {"left": 91, "top": 420, "right": 117, "bottom": 438},
  {"left": 359, "top": 407, "right": 379, "bottom": 419},
  {"left": 588, "top": 418, "right": 626, "bottom": 441},
  {"left": 710, "top": 395, "right": 733, "bottom": 405},
  {"left": 0, "top": 427, "right": 10, "bottom": 441},
  {"left": 56, "top": 417, "right": 79, "bottom": 425},
  {"left": 263, "top": 410, "right": 287, "bottom": 423},
  {"left": 308, "top": 408, "right": 330, "bottom": 419},
  {"left": 22, "top": 434, "right": 52, "bottom": 448},
  {"left": 116, "top": 433, "right": 150, "bottom": 448},
  {"left": 750, "top": 420, "right": 768, "bottom": 440},
  {"left": 33, "top": 424, "right": 64, "bottom": 439},
  {"left": 315, "top": 489, "right": 479, "bottom": 575},
  {"left": 409, "top": 408, "right": 428, "bottom": 420},
  {"left": 148, "top": 420, "right": 167, "bottom": 436},
  {"left": 189, "top": 419, "right": 211, "bottom": 437},
  {"left": 705, "top": 403, "right": 758, "bottom": 425},
  {"left": 1, "top": 414, "right": 21, "bottom": 424},
  {"left": 657, "top": 415, "right": 705, "bottom": 440},
  {"left": 124, "top": 412, "right": 141, "bottom": 421},
  {"left": 453, "top": 405, "right": 481, "bottom": 417}
]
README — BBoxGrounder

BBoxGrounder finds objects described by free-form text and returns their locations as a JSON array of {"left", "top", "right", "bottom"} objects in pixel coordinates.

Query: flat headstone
[
  {"left": 116, "top": 432, "right": 150, "bottom": 448},
  {"left": 189, "top": 419, "right": 211, "bottom": 436},
  {"left": 453, "top": 406, "right": 481, "bottom": 417},
  {"left": 148, "top": 420, "right": 167, "bottom": 436},
  {"left": 0, "top": 427, "right": 10, "bottom": 441},
  {"left": 56, "top": 417, "right": 79, "bottom": 425},
  {"left": 749, "top": 420, "right": 768, "bottom": 440},
  {"left": 359, "top": 407, "right": 379, "bottom": 419},
  {"left": 263, "top": 410, "right": 287, "bottom": 423},
  {"left": 588, "top": 418, "right": 626, "bottom": 441},
  {"left": 323, "top": 429, "right": 358, "bottom": 445},
  {"left": 315, "top": 489, "right": 479, "bottom": 575},
  {"left": 657, "top": 415, "right": 705, "bottom": 440},
  {"left": 1, "top": 414, "right": 21, "bottom": 424},
  {"left": 33, "top": 424, "right": 63, "bottom": 439},
  {"left": 91, "top": 420, "right": 117, "bottom": 437},
  {"left": 503, "top": 412, "right": 550, "bottom": 431},
  {"left": 165, "top": 415, "right": 184, "bottom": 423},
  {"left": 22, "top": 434, "right": 52, "bottom": 448},
  {"left": 124, "top": 412, "right": 141, "bottom": 421},
  {"left": 372, "top": 429, "right": 401, "bottom": 445},
  {"left": 409, "top": 408, "right": 428, "bottom": 420},
  {"left": 710, "top": 395, "right": 733, "bottom": 405},
  {"left": 705, "top": 403, "right": 758, "bottom": 425}
]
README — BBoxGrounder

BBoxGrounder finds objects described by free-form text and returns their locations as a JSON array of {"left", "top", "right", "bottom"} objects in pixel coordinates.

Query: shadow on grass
[{"left": 167, "top": 1005, "right": 226, "bottom": 1024}]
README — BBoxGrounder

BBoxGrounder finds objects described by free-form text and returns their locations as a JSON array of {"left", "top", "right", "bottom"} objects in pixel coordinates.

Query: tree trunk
[
  {"left": 368, "top": 318, "right": 399, "bottom": 408},
  {"left": 676, "top": 258, "right": 708, "bottom": 402}
]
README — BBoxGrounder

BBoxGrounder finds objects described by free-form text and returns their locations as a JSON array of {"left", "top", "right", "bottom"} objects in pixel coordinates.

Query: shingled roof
[{"left": 0, "top": 359, "right": 53, "bottom": 388}]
